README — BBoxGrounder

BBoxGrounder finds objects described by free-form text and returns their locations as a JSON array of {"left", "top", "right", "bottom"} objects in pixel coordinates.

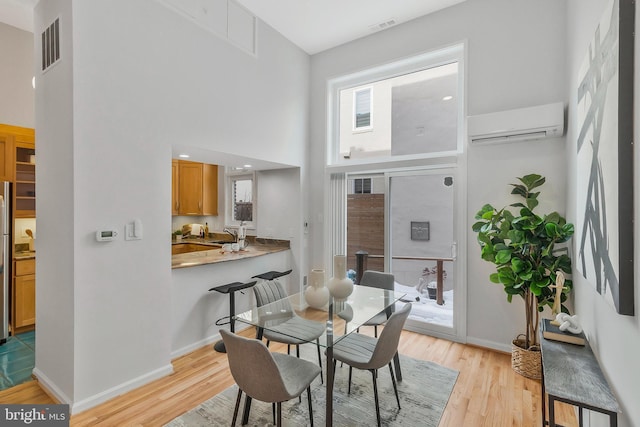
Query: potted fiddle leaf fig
[{"left": 472, "top": 174, "right": 573, "bottom": 379}]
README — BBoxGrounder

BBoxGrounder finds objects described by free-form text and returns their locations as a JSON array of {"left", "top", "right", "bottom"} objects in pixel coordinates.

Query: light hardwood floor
[{"left": 0, "top": 328, "right": 577, "bottom": 426}]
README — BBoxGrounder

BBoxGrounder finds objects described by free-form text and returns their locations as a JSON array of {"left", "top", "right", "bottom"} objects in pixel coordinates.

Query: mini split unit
[{"left": 467, "top": 102, "right": 564, "bottom": 144}]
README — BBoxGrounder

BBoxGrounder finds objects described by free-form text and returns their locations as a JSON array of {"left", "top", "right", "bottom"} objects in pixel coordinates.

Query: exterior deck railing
[{"left": 355, "top": 251, "right": 454, "bottom": 305}]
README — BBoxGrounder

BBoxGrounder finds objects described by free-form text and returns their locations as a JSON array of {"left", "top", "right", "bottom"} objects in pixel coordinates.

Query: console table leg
[
  {"left": 549, "top": 396, "right": 556, "bottom": 427},
  {"left": 541, "top": 366, "right": 546, "bottom": 427}
]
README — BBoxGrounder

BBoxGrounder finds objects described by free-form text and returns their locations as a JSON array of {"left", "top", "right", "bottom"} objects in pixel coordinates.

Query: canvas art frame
[{"left": 576, "top": 0, "right": 635, "bottom": 315}]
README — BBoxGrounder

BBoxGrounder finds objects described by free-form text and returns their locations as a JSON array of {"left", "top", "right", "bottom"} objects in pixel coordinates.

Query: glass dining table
[{"left": 234, "top": 284, "right": 406, "bottom": 426}]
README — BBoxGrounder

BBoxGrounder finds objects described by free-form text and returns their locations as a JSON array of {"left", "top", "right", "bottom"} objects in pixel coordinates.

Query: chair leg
[
  {"left": 374, "top": 325, "right": 378, "bottom": 338},
  {"left": 272, "top": 403, "right": 276, "bottom": 425},
  {"left": 276, "top": 402, "right": 282, "bottom": 427},
  {"left": 389, "top": 362, "right": 401, "bottom": 409},
  {"left": 232, "top": 388, "right": 243, "bottom": 426},
  {"left": 371, "top": 370, "right": 381, "bottom": 427},
  {"left": 307, "top": 386, "right": 314, "bottom": 427},
  {"left": 287, "top": 344, "right": 290, "bottom": 354},
  {"left": 348, "top": 366, "right": 353, "bottom": 394},
  {"left": 316, "top": 339, "right": 324, "bottom": 384},
  {"left": 266, "top": 340, "right": 270, "bottom": 348}
]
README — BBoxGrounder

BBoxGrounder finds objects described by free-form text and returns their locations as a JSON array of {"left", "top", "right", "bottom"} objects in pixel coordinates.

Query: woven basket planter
[{"left": 511, "top": 336, "right": 541, "bottom": 379}]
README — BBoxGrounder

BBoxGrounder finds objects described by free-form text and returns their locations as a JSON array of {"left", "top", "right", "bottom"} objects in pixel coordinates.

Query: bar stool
[{"left": 210, "top": 280, "right": 257, "bottom": 353}]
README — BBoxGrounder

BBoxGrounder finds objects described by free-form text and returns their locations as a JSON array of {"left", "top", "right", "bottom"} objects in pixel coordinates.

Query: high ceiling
[
  {"left": 235, "top": 0, "right": 466, "bottom": 54},
  {"left": 1, "top": 0, "right": 466, "bottom": 54}
]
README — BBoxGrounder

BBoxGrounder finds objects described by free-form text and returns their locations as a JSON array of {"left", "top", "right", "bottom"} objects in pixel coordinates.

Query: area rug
[{"left": 165, "top": 353, "right": 458, "bottom": 427}]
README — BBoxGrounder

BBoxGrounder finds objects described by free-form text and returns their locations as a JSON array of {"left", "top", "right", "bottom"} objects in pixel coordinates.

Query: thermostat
[{"left": 96, "top": 229, "right": 118, "bottom": 242}]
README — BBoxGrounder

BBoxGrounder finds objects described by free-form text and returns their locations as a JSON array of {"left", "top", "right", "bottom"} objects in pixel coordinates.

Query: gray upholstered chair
[
  {"left": 338, "top": 270, "right": 395, "bottom": 336},
  {"left": 331, "top": 302, "right": 412, "bottom": 427},
  {"left": 359, "top": 270, "right": 396, "bottom": 337},
  {"left": 221, "top": 330, "right": 321, "bottom": 426},
  {"left": 253, "top": 278, "right": 325, "bottom": 384}
]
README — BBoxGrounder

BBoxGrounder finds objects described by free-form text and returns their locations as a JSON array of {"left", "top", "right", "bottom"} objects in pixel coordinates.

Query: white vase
[
  {"left": 304, "top": 269, "right": 330, "bottom": 309},
  {"left": 327, "top": 255, "right": 353, "bottom": 301}
]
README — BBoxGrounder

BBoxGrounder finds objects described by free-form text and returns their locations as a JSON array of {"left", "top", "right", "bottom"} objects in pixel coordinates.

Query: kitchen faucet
[{"left": 223, "top": 228, "right": 238, "bottom": 242}]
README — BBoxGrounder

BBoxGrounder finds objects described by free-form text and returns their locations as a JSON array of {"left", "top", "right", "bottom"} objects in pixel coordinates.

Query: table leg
[
  {"left": 549, "top": 396, "right": 556, "bottom": 427},
  {"left": 326, "top": 346, "right": 333, "bottom": 426}
]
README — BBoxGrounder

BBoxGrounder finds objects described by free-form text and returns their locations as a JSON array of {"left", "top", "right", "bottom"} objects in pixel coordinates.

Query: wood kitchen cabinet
[
  {"left": 173, "top": 160, "right": 218, "bottom": 216},
  {"left": 13, "top": 258, "right": 36, "bottom": 333},
  {"left": 0, "top": 125, "right": 36, "bottom": 218},
  {"left": 172, "top": 160, "right": 179, "bottom": 215}
]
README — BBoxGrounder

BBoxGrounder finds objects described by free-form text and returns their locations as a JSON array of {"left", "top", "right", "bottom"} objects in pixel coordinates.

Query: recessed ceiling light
[
  {"left": 178, "top": 154, "right": 190, "bottom": 158},
  {"left": 442, "top": 95, "right": 453, "bottom": 101},
  {"left": 32, "top": 76, "right": 35, "bottom": 89},
  {"left": 243, "top": 164, "right": 252, "bottom": 168}
]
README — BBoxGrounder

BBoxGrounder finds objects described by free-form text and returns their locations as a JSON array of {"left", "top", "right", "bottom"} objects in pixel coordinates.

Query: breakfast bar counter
[{"left": 171, "top": 239, "right": 290, "bottom": 269}]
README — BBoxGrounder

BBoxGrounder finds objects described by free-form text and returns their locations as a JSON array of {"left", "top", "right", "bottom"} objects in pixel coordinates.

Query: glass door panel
[{"left": 388, "top": 170, "right": 456, "bottom": 333}]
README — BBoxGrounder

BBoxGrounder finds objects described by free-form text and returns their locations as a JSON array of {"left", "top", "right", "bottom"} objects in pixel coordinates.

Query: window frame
[
  {"left": 225, "top": 169, "right": 257, "bottom": 230},
  {"left": 326, "top": 43, "right": 465, "bottom": 168}
]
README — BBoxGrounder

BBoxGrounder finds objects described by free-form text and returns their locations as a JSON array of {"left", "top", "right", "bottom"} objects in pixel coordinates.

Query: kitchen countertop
[{"left": 171, "top": 238, "right": 289, "bottom": 269}]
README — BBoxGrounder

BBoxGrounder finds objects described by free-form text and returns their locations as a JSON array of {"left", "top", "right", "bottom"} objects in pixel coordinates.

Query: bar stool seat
[
  {"left": 210, "top": 280, "right": 257, "bottom": 353},
  {"left": 252, "top": 269, "right": 293, "bottom": 281}
]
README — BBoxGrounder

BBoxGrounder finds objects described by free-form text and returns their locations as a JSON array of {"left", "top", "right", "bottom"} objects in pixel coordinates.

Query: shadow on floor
[{"left": 0, "top": 330, "right": 35, "bottom": 390}]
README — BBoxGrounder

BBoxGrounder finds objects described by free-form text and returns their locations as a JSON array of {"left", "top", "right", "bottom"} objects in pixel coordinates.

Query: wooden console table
[{"left": 540, "top": 329, "right": 620, "bottom": 426}]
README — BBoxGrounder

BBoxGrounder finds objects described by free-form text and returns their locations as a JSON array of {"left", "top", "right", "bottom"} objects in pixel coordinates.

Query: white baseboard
[
  {"left": 170, "top": 325, "right": 255, "bottom": 359},
  {"left": 33, "top": 364, "right": 174, "bottom": 414},
  {"left": 31, "top": 367, "right": 73, "bottom": 406},
  {"left": 171, "top": 334, "right": 219, "bottom": 359}
]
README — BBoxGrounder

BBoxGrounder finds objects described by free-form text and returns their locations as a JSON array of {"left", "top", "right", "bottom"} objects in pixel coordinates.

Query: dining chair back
[{"left": 359, "top": 270, "right": 396, "bottom": 337}]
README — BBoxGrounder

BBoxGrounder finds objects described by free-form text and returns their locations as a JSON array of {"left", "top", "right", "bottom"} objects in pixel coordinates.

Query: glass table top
[{"left": 234, "top": 284, "right": 406, "bottom": 348}]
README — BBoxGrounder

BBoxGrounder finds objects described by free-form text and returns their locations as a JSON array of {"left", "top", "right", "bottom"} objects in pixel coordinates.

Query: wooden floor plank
[{"left": 0, "top": 328, "right": 578, "bottom": 426}]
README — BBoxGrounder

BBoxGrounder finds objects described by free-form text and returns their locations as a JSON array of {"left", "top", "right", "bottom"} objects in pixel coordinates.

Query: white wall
[
  {"left": 309, "top": 0, "right": 568, "bottom": 350},
  {"left": 171, "top": 250, "right": 291, "bottom": 357},
  {"left": 567, "top": 1, "right": 640, "bottom": 425},
  {"left": 0, "top": 22, "right": 34, "bottom": 127},
  {"left": 34, "top": 0, "right": 309, "bottom": 412}
]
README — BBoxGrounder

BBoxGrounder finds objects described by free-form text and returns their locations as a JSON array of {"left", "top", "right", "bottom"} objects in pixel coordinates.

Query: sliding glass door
[{"left": 345, "top": 167, "right": 462, "bottom": 338}]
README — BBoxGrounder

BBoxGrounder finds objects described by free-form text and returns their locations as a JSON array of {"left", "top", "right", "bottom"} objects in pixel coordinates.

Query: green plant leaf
[
  {"left": 475, "top": 204, "right": 495, "bottom": 220},
  {"left": 519, "top": 174, "right": 545, "bottom": 189},
  {"left": 507, "top": 229, "right": 525, "bottom": 244},
  {"left": 510, "top": 184, "right": 528, "bottom": 198},
  {"left": 526, "top": 197, "right": 539, "bottom": 210},
  {"left": 495, "top": 249, "right": 512, "bottom": 264},
  {"left": 489, "top": 273, "right": 500, "bottom": 283},
  {"left": 472, "top": 221, "right": 486, "bottom": 232},
  {"left": 545, "top": 222, "right": 559, "bottom": 237}
]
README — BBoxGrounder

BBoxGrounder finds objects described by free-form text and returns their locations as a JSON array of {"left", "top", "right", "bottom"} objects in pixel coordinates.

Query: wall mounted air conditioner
[{"left": 468, "top": 102, "right": 564, "bottom": 144}]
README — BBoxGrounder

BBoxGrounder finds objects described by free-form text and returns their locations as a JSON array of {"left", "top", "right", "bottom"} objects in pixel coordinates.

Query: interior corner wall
[
  {"left": 35, "top": 0, "right": 310, "bottom": 411},
  {"left": 309, "top": 0, "right": 568, "bottom": 350},
  {"left": 566, "top": 1, "right": 640, "bottom": 425},
  {"left": 0, "top": 22, "right": 34, "bottom": 127},
  {"left": 33, "top": 0, "right": 76, "bottom": 405}
]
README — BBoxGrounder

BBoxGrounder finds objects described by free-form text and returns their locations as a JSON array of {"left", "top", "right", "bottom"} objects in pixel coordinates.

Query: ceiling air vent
[
  {"left": 41, "top": 18, "right": 60, "bottom": 72},
  {"left": 369, "top": 18, "right": 397, "bottom": 32}
]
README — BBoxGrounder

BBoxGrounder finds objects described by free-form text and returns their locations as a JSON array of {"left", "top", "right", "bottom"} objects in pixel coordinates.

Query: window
[
  {"left": 353, "top": 178, "right": 372, "bottom": 194},
  {"left": 353, "top": 87, "right": 372, "bottom": 130},
  {"left": 329, "top": 45, "right": 464, "bottom": 166},
  {"left": 226, "top": 171, "right": 256, "bottom": 228}
]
